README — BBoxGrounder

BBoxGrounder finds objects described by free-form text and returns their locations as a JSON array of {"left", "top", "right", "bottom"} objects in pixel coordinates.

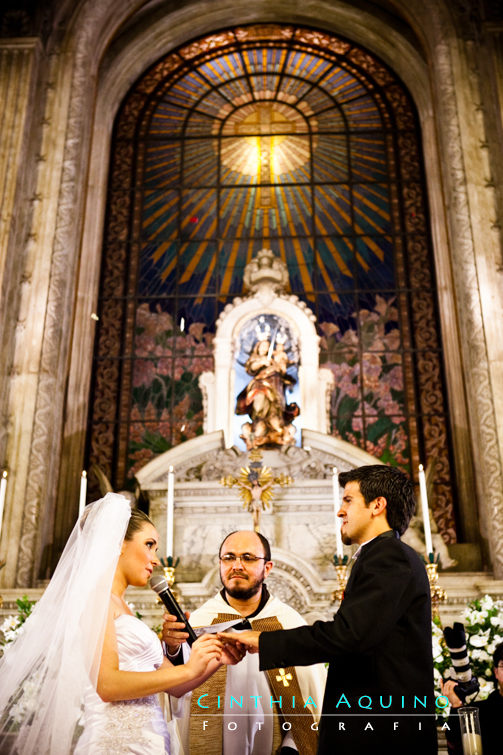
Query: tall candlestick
[
  {"left": 79, "top": 471, "right": 87, "bottom": 518},
  {"left": 0, "top": 470, "right": 8, "bottom": 541},
  {"left": 418, "top": 464, "right": 433, "bottom": 557},
  {"left": 166, "top": 465, "right": 174, "bottom": 558},
  {"left": 332, "top": 467, "right": 344, "bottom": 559}
]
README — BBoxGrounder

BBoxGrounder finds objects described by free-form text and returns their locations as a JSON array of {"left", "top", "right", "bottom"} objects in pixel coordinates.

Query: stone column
[{"left": 0, "top": 38, "right": 45, "bottom": 587}]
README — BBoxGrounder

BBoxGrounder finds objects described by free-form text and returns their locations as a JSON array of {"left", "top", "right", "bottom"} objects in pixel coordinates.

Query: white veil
[{"left": 0, "top": 493, "right": 131, "bottom": 754}]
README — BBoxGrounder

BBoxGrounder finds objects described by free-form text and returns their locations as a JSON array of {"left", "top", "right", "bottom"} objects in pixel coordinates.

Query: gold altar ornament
[
  {"left": 159, "top": 556, "right": 181, "bottom": 602},
  {"left": 220, "top": 449, "right": 292, "bottom": 532}
]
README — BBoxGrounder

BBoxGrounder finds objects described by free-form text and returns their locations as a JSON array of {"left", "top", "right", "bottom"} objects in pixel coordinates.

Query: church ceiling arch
[{"left": 88, "top": 23, "right": 457, "bottom": 543}]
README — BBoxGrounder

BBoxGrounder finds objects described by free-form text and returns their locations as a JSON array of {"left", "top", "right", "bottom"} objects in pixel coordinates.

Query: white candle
[
  {"left": 79, "top": 470, "right": 87, "bottom": 518},
  {"left": 166, "top": 465, "right": 174, "bottom": 558},
  {"left": 332, "top": 467, "right": 344, "bottom": 559},
  {"left": 418, "top": 464, "right": 433, "bottom": 557},
  {"left": 0, "top": 470, "right": 8, "bottom": 540},
  {"left": 461, "top": 732, "right": 482, "bottom": 755}
]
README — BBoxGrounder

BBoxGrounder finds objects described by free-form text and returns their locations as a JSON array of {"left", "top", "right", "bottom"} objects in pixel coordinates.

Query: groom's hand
[{"left": 218, "top": 630, "right": 261, "bottom": 653}]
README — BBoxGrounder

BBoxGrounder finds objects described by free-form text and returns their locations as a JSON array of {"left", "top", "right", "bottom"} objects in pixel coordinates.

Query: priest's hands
[
  {"left": 162, "top": 611, "right": 190, "bottom": 655},
  {"left": 218, "top": 630, "right": 261, "bottom": 653}
]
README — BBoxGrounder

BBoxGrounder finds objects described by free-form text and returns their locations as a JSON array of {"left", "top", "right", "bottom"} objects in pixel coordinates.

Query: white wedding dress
[{"left": 74, "top": 614, "right": 173, "bottom": 754}]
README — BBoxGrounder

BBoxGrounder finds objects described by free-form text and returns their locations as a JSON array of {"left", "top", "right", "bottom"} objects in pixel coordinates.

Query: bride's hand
[{"left": 186, "top": 634, "right": 223, "bottom": 677}]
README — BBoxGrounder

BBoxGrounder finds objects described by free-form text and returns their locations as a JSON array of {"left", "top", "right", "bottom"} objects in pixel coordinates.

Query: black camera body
[{"left": 451, "top": 676, "right": 480, "bottom": 703}]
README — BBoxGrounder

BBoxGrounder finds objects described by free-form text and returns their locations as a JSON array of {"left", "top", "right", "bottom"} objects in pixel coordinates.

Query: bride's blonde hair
[{"left": 125, "top": 507, "right": 154, "bottom": 540}]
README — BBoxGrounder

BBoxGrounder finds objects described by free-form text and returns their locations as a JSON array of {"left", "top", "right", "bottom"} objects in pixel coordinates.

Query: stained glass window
[{"left": 89, "top": 24, "right": 457, "bottom": 542}]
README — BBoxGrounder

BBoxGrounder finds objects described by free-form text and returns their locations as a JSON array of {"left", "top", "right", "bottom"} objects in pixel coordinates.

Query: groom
[{"left": 220, "top": 464, "right": 437, "bottom": 754}]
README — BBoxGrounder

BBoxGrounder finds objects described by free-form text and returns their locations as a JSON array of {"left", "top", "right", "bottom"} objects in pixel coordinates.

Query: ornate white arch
[{"left": 200, "top": 249, "right": 334, "bottom": 446}]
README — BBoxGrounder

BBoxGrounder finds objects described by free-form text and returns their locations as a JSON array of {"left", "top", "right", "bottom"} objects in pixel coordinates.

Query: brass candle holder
[
  {"left": 332, "top": 554, "right": 349, "bottom": 602},
  {"left": 424, "top": 553, "right": 446, "bottom": 618},
  {"left": 160, "top": 556, "right": 180, "bottom": 601}
]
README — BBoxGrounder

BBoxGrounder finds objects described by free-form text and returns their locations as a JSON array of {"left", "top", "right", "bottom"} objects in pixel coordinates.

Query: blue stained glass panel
[
  {"left": 301, "top": 85, "right": 337, "bottom": 114},
  {"left": 312, "top": 134, "right": 349, "bottom": 182},
  {"left": 356, "top": 236, "right": 395, "bottom": 290},
  {"left": 272, "top": 184, "right": 313, "bottom": 236},
  {"left": 182, "top": 139, "right": 218, "bottom": 185},
  {"left": 177, "top": 241, "right": 219, "bottom": 296},
  {"left": 321, "top": 67, "right": 369, "bottom": 103},
  {"left": 141, "top": 189, "right": 179, "bottom": 241},
  {"left": 352, "top": 184, "right": 391, "bottom": 235},
  {"left": 144, "top": 142, "right": 181, "bottom": 189},
  {"left": 350, "top": 134, "right": 388, "bottom": 182},
  {"left": 149, "top": 102, "right": 186, "bottom": 136},
  {"left": 198, "top": 50, "right": 247, "bottom": 82},
  {"left": 219, "top": 187, "right": 261, "bottom": 237},
  {"left": 315, "top": 106, "right": 348, "bottom": 132},
  {"left": 283, "top": 50, "right": 333, "bottom": 82},
  {"left": 342, "top": 94, "right": 382, "bottom": 129},
  {"left": 315, "top": 237, "right": 356, "bottom": 292},
  {"left": 138, "top": 240, "right": 178, "bottom": 297},
  {"left": 168, "top": 71, "right": 213, "bottom": 108},
  {"left": 278, "top": 75, "right": 312, "bottom": 102},
  {"left": 314, "top": 185, "right": 352, "bottom": 235},
  {"left": 179, "top": 189, "right": 217, "bottom": 239},
  {"left": 216, "top": 76, "right": 252, "bottom": 104},
  {"left": 184, "top": 111, "right": 216, "bottom": 136}
]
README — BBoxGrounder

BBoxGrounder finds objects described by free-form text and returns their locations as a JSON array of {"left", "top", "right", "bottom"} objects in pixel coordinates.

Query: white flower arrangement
[
  {"left": 432, "top": 594, "right": 503, "bottom": 716},
  {"left": 0, "top": 596, "right": 35, "bottom": 656}
]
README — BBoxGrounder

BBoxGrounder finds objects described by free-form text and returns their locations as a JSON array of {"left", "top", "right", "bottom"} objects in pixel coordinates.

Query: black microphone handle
[{"left": 158, "top": 586, "right": 197, "bottom": 646}]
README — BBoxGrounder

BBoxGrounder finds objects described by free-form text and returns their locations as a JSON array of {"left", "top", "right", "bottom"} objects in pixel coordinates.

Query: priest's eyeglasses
[{"left": 220, "top": 553, "right": 267, "bottom": 564}]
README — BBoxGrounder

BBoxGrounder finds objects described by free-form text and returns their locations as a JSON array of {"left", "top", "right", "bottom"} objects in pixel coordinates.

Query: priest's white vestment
[{"left": 169, "top": 590, "right": 326, "bottom": 755}]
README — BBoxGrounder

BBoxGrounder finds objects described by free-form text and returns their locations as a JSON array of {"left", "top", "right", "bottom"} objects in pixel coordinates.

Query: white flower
[
  {"left": 490, "top": 616, "right": 503, "bottom": 628},
  {"left": 469, "top": 632, "right": 490, "bottom": 648},
  {"left": 480, "top": 595, "right": 494, "bottom": 610},
  {"left": 478, "top": 678, "right": 494, "bottom": 700}
]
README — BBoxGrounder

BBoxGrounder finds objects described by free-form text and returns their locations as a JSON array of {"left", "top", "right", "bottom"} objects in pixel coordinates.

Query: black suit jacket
[{"left": 259, "top": 531, "right": 437, "bottom": 754}]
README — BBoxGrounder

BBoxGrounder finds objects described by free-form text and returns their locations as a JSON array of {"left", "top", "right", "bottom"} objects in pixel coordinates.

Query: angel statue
[{"left": 236, "top": 331, "right": 299, "bottom": 450}]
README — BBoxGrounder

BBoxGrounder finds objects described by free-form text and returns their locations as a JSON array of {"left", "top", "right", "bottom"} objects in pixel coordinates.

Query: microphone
[{"left": 149, "top": 575, "right": 197, "bottom": 646}]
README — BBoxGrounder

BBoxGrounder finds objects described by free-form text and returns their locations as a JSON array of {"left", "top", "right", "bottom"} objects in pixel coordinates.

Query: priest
[{"left": 164, "top": 530, "right": 326, "bottom": 755}]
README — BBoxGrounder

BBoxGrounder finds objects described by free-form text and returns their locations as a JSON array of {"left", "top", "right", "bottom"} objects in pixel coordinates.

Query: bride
[{"left": 0, "top": 493, "right": 241, "bottom": 754}]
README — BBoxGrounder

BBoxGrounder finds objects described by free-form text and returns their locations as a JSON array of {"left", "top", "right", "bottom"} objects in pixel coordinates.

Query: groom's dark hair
[{"left": 338, "top": 465, "right": 416, "bottom": 536}]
